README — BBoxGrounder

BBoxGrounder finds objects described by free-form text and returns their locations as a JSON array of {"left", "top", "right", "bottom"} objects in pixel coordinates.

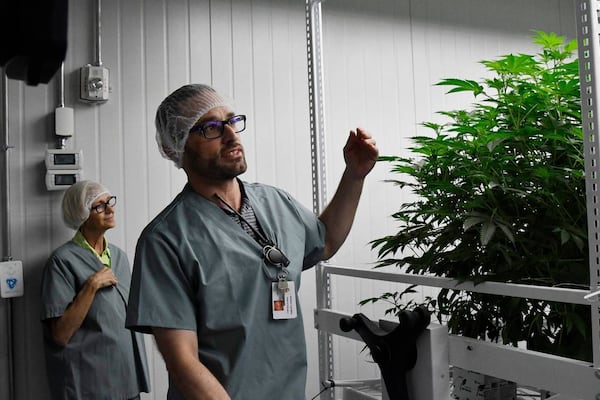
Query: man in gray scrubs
[{"left": 126, "top": 84, "right": 378, "bottom": 400}]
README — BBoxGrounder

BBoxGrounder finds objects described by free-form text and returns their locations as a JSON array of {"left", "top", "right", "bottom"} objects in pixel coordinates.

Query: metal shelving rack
[
  {"left": 305, "top": 1, "right": 334, "bottom": 396},
  {"left": 576, "top": 0, "right": 600, "bottom": 369},
  {"left": 306, "top": 0, "right": 600, "bottom": 398}
]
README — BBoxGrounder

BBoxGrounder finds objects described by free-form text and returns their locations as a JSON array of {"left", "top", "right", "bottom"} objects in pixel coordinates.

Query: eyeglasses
[
  {"left": 189, "top": 114, "right": 247, "bottom": 139},
  {"left": 91, "top": 196, "right": 117, "bottom": 214}
]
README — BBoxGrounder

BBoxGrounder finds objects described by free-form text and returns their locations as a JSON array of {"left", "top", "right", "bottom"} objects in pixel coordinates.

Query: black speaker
[{"left": 0, "top": 0, "right": 68, "bottom": 86}]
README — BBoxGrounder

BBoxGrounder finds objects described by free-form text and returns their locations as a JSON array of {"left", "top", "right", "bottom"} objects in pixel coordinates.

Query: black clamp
[{"left": 339, "top": 306, "right": 430, "bottom": 400}]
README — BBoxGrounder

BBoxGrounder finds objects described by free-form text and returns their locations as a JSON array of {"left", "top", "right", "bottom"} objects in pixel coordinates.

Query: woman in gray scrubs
[{"left": 40, "top": 180, "right": 150, "bottom": 400}]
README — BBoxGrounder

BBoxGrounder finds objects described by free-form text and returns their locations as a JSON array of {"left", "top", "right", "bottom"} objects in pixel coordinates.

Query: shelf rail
[{"left": 316, "top": 263, "right": 599, "bottom": 399}]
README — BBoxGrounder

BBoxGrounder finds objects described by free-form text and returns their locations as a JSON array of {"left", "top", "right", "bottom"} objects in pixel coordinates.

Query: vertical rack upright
[{"left": 576, "top": 0, "right": 600, "bottom": 368}]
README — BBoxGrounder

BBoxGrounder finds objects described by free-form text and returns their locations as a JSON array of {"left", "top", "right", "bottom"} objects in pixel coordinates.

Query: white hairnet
[
  {"left": 62, "top": 180, "right": 110, "bottom": 230},
  {"left": 155, "top": 84, "right": 233, "bottom": 168}
]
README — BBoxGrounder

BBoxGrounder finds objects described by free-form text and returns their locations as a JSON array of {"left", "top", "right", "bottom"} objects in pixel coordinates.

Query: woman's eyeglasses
[{"left": 91, "top": 196, "right": 117, "bottom": 214}]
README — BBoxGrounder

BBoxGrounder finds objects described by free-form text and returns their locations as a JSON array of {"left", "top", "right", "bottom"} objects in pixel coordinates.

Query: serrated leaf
[
  {"left": 463, "top": 216, "right": 486, "bottom": 231},
  {"left": 480, "top": 222, "right": 497, "bottom": 246}
]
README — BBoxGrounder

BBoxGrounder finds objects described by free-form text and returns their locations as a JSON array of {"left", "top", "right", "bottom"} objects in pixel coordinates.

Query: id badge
[{"left": 271, "top": 280, "right": 297, "bottom": 319}]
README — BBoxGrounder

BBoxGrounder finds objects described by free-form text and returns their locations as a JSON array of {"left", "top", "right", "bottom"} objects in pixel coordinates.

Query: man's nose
[{"left": 221, "top": 122, "right": 240, "bottom": 140}]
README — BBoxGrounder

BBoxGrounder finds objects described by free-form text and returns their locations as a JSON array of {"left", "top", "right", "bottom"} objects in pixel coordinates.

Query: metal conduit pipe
[
  {"left": 57, "top": 63, "right": 68, "bottom": 149},
  {"left": 2, "top": 74, "right": 11, "bottom": 259},
  {"left": 59, "top": 63, "right": 65, "bottom": 108},
  {"left": 96, "top": 0, "right": 103, "bottom": 66},
  {"left": 1, "top": 71, "right": 15, "bottom": 400}
]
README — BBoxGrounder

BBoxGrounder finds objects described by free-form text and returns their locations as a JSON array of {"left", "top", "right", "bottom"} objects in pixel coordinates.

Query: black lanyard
[{"left": 214, "top": 193, "right": 290, "bottom": 268}]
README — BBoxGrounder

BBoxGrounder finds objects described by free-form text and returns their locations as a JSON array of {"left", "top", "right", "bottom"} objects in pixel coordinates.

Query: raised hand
[{"left": 343, "top": 127, "right": 379, "bottom": 179}]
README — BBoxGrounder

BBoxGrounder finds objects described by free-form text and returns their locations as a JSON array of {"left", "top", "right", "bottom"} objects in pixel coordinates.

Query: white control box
[
  {"left": 45, "top": 149, "right": 83, "bottom": 170},
  {"left": 55, "top": 106, "right": 74, "bottom": 137},
  {"left": 0, "top": 260, "right": 24, "bottom": 298},
  {"left": 46, "top": 169, "right": 84, "bottom": 191},
  {"left": 80, "top": 64, "right": 109, "bottom": 102}
]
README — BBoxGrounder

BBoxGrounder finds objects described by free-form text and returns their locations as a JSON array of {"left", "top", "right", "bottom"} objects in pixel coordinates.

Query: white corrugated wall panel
[{"left": 1, "top": 0, "right": 314, "bottom": 399}]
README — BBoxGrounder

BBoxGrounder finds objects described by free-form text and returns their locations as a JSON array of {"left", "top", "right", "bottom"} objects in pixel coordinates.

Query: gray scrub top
[
  {"left": 41, "top": 242, "right": 151, "bottom": 400},
  {"left": 126, "top": 181, "right": 326, "bottom": 400}
]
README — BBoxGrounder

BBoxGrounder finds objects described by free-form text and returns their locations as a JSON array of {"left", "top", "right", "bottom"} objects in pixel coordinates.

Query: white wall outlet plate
[{"left": 0, "top": 260, "right": 24, "bottom": 298}]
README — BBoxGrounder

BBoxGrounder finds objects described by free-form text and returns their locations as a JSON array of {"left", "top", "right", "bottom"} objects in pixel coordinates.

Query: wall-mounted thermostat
[
  {"left": 45, "top": 149, "right": 83, "bottom": 170},
  {"left": 45, "top": 169, "right": 84, "bottom": 191},
  {"left": 80, "top": 64, "right": 109, "bottom": 102}
]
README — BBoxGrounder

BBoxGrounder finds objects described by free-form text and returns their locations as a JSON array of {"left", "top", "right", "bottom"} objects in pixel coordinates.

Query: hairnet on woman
[
  {"left": 40, "top": 180, "right": 150, "bottom": 400},
  {"left": 62, "top": 180, "right": 111, "bottom": 230}
]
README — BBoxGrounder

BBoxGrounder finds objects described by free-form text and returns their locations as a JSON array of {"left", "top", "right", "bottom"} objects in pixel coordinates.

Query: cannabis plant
[{"left": 369, "top": 31, "right": 591, "bottom": 361}]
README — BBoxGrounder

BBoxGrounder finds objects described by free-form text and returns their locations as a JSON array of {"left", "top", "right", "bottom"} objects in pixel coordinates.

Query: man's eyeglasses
[
  {"left": 189, "top": 115, "right": 246, "bottom": 139},
  {"left": 91, "top": 196, "right": 117, "bottom": 214}
]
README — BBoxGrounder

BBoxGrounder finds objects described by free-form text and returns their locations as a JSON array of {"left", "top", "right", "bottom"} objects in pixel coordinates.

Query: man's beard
[{"left": 186, "top": 146, "right": 247, "bottom": 180}]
